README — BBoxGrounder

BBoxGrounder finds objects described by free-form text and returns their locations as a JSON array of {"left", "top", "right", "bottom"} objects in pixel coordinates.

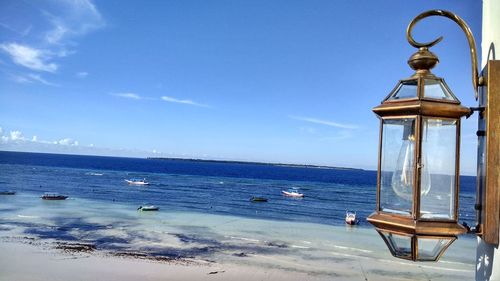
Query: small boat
[
  {"left": 137, "top": 205, "right": 159, "bottom": 211},
  {"left": 345, "top": 211, "right": 359, "bottom": 225},
  {"left": 282, "top": 188, "right": 304, "bottom": 198},
  {"left": 41, "top": 193, "right": 68, "bottom": 200},
  {"left": 0, "top": 191, "right": 16, "bottom": 195},
  {"left": 250, "top": 196, "right": 268, "bottom": 202},
  {"left": 125, "top": 178, "right": 149, "bottom": 185}
]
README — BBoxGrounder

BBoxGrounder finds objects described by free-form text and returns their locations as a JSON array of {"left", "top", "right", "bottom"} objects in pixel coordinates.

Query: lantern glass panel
[
  {"left": 423, "top": 79, "right": 456, "bottom": 101},
  {"left": 419, "top": 118, "right": 457, "bottom": 220},
  {"left": 380, "top": 118, "right": 416, "bottom": 215},
  {"left": 379, "top": 231, "right": 412, "bottom": 259},
  {"left": 417, "top": 237, "right": 455, "bottom": 261},
  {"left": 387, "top": 80, "right": 418, "bottom": 101}
]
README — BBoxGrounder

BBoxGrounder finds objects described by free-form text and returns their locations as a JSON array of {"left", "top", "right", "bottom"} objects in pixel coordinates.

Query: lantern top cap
[{"left": 407, "top": 48, "right": 439, "bottom": 76}]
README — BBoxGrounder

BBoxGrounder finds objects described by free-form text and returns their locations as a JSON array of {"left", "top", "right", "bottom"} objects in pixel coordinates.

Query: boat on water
[
  {"left": 137, "top": 205, "right": 159, "bottom": 211},
  {"left": 41, "top": 193, "right": 68, "bottom": 200},
  {"left": 125, "top": 178, "right": 149, "bottom": 185},
  {"left": 250, "top": 196, "right": 268, "bottom": 202},
  {"left": 282, "top": 188, "right": 304, "bottom": 198},
  {"left": 0, "top": 191, "right": 16, "bottom": 195},
  {"left": 345, "top": 211, "right": 359, "bottom": 225}
]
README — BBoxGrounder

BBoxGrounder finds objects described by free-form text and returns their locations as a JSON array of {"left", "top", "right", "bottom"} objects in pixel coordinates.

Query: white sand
[
  {"left": 0, "top": 239, "right": 474, "bottom": 281},
  {"left": 0, "top": 241, "right": 334, "bottom": 281}
]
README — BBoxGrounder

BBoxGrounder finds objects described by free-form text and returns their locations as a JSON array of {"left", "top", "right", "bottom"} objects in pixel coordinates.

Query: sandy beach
[
  {"left": 0, "top": 239, "right": 345, "bottom": 281},
  {"left": 0, "top": 232, "right": 475, "bottom": 281}
]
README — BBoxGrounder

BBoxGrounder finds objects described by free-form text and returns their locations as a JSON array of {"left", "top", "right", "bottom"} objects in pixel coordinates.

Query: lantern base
[
  {"left": 368, "top": 212, "right": 466, "bottom": 261},
  {"left": 375, "top": 229, "right": 457, "bottom": 261}
]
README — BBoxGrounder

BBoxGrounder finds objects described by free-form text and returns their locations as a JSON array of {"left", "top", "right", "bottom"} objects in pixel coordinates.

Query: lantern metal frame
[
  {"left": 369, "top": 82, "right": 469, "bottom": 261},
  {"left": 367, "top": 9, "right": 500, "bottom": 262}
]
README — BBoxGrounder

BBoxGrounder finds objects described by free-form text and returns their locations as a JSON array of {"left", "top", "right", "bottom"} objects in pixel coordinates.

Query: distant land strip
[{"left": 147, "top": 157, "right": 364, "bottom": 171}]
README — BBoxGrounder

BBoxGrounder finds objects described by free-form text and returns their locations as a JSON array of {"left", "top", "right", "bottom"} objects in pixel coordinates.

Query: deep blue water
[{"left": 0, "top": 151, "right": 476, "bottom": 227}]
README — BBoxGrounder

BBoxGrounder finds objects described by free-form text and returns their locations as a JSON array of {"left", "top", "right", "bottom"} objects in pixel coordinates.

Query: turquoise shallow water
[{"left": 0, "top": 191, "right": 476, "bottom": 279}]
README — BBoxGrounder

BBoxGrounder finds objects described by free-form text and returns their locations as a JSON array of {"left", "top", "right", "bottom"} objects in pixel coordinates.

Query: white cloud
[
  {"left": 161, "top": 96, "right": 209, "bottom": 108},
  {"left": 76, "top": 71, "right": 88, "bottom": 78},
  {"left": 0, "top": 0, "right": 104, "bottom": 78},
  {"left": 111, "top": 92, "right": 142, "bottom": 100},
  {"left": 27, "top": 74, "right": 58, "bottom": 86},
  {"left": 11, "top": 73, "right": 59, "bottom": 87},
  {"left": 0, "top": 43, "right": 58, "bottom": 72},
  {"left": 57, "top": 138, "right": 79, "bottom": 146},
  {"left": 0, "top": 128, "right": 80, "bottom": 147},
  {"left": 43, "top": 0, "right": 105, "bottom": 45},
  {"left": 45, "top": 20, "right": 69, "bottom": 45},
  {"left": 10, "top": 131, "right": 25, "bottom": 141},
  {"left": 0, "top": 22, "right": 32, "bottom": 37},
  {"left": 11, "top": 75, "right": 31, "bottom": 84},
  {"left": 289, "top": 116, "right": 358, "bottom": 130},
  {"left": 11, "top": 73, "right": 58, "bottom": 86}
]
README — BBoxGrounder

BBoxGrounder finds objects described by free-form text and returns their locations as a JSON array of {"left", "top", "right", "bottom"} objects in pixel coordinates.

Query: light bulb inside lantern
[
  {"left": 391, "top": 132, "right": 415, "bottom": 201},
  {"left": 391, "top": 123, "right": 431, "bottom": 201}
]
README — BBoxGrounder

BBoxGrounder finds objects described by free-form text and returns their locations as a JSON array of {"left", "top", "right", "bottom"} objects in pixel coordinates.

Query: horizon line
[
  {"left": 0, "top": 149, "right": 478, "bottom": 177},
  {"left": 0, "top": 149, "right": 366, "bottom": 172}
]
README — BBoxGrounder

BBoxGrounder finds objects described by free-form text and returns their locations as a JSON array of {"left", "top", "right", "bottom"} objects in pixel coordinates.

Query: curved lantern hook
[{"left": 406, "top": 10, "right": 479, "bottom": 100}]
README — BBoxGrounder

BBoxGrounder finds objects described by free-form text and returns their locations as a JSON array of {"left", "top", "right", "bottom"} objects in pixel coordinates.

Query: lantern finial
[{"left": 407, "top": 47, "right": 439, "bottom": 74}]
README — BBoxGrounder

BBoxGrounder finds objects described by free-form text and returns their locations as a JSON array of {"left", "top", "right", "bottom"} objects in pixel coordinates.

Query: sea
[{"left": 0, "top": 151, "right": 478, "bottom": 280}]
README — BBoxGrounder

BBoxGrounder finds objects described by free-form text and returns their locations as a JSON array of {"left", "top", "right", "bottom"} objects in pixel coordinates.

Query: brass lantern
[{"left": 367, "top": 11, "right": 475, "bottom": 261}]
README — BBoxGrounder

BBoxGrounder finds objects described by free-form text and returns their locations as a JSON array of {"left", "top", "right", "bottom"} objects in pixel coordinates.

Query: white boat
[
  {"left": 345, "top": 211, "right": 359, "bottom": 225},
  {"left": 125, "top": 178, "right": 149, "bottom": 185},
  {"left": 137, "top": 205, "right": 159, "bottom": 211},
  {"left": 282, "top": 188, "right": 304, "bottom": 198}
]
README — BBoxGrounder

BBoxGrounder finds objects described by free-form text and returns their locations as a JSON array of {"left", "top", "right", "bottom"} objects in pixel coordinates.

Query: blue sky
[{"left": 0, "top": 0, "right": 482, "bottom": 174}]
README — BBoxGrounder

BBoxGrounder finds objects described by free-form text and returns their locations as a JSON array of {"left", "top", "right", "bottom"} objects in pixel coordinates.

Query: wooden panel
[{"left": 478, "top": 60, "right": 500, "bottom": 245}]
